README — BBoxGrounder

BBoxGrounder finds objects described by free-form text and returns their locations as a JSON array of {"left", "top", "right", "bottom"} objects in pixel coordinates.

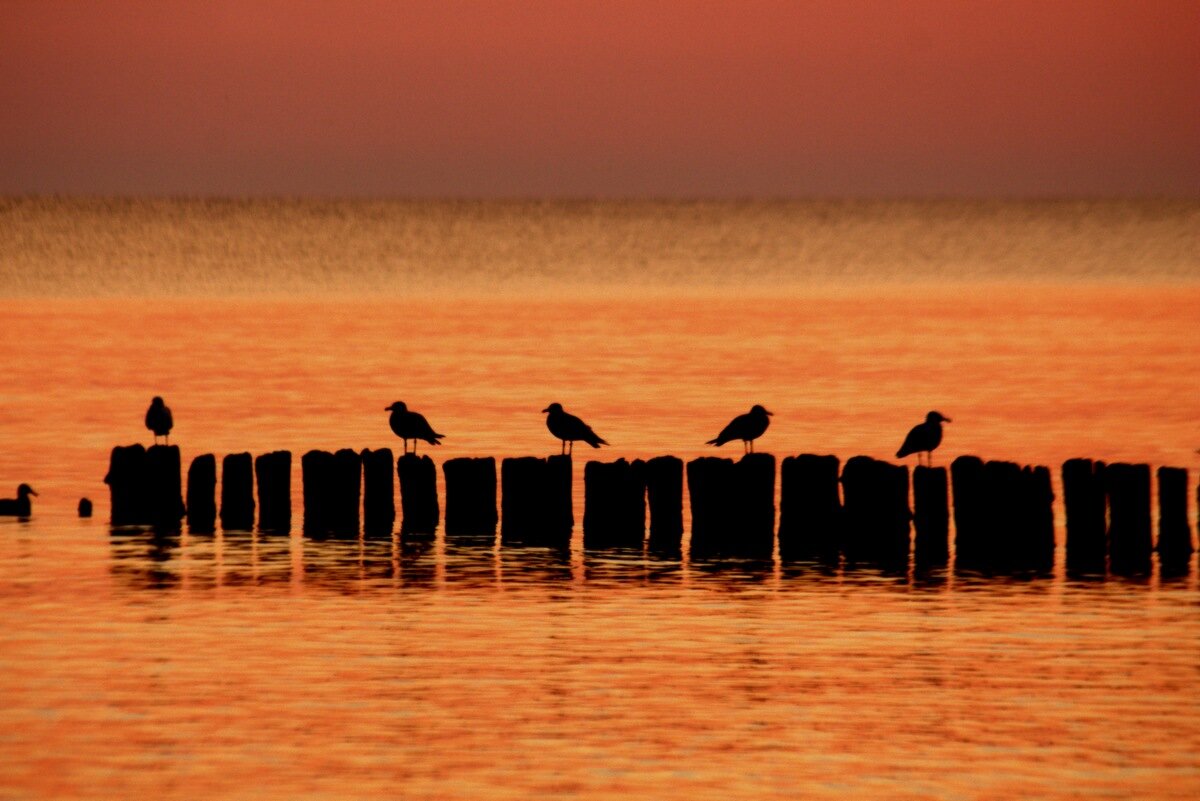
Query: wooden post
[
  {"left": 841, "top": 456, "right": 910, "bottom": 566},
  {"left": 1156, "top": 466, "right": 1192, "bottom": 574},
  {"left": 105, "top": 444, "right": 149, "bottom": 526},
  {"left": 220, "top": 452, "right": 255, "bottom": 531},
  {"left": 913, "top": 465, "right": 949, "bottom": 566},
  {"left": 186, "top": 454, "right": 217, "bottom": 533},
  {"left": 443, "top": 457, "right": 498, "bottom": 536},
  {"left": 254, "top": 450, "right": 291, "bottom": 533},
  {"left": 361, "top": 448, "right": 396, "bottom": 536},
  {"left": 331, "top": 448, "right": 362, "bottom": 534},
  {"left": 953, "top": 458, "right": 1053, "bottom": 574},
  {"left": 501, "top": 455, "right": 572, "bottom": 548},
  {"left": 645, "top": 456, "right": 683, "bottom": 554},
  {"left": 583, "top": 458, "right": 647, "bottom": 549},
  {"left": 779, "top": 454, "right": 841, "bottom": 561},
  {"left": 1016, "top": 465, "right": 1055, "bottom": 574},
  {"left": 1106, "top": 462, "right": 1152, "bottom": 576},
  {"left": 146, "top": 444, "right": 185, "bottom": 530},
  {"left": 950, "top": 455, "right": 986, "bottom": 570},
  {"left": 302, "top": 450, "right": 333, "bottom": 534},
  {"left": 687, "top": 454, "right": 775, "bottom": 560},
  {"left": 1062, "top": 458, "right": 1106, "bottom": 575},
  {"left": 397, "top": 453, "right": 439, "bottom": 536}
]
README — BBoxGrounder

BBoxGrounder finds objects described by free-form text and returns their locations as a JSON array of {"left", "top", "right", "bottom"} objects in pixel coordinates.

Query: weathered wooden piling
[
  {"left": 501, "top": 455, "right": 572, "bottom": 548},
  {"left": 913, "top": 465, "right": 949, "bottom": 565},
  {"left": 220, "top": 452, "right": 255, "bottom": 531},
  {"left": 146, "top": 444, "right": 185, "bottom": 529},
  {"left": 1062, "top": 458, "right": 1106, "bottom": 574},
  {"left": 687, "top": 454, "right": 775, "bottom": 560},
  {"left": 1157, "top": 467, "right": 1192, "bottom": 574},
  {"left": 301, "top": 448, "right": 361, "bottom": 535},
  {"left": 442, "top": 457, "right": 498, "bottom": 536},
  {"left": 301, "top": 450, "right": 333, "bottom": 534},
  {"left": 105, "top": 444, "right": 149, "bottom": 526},
  {"left": 186, "top": 454, "right": 217, "bottom": 532},
  {"left": 1106, "top": 462, "right": 1152, "bottom": 576},
  {"left": 841, "top": 456, "right": 910, "bottom": 565},
  {"left": 583, "top": 459, "right": 647, "bottom": 549},
  {"left": 952, "top": 457, "right": 1053, "bottom": 574},
  {"left": 331, "top": 449, "right": 362, "bottom": 534},
  {"left": 397, "top": 453, "right": 439, "bottom": 536},
  {"left": 645, "top": 456, "right": 684, "bottom": 553},
  {"left": 778, "top": 454, "right": 841, "bottom": 561},
  {"left": 254, "top": 450, "right": 291, "bottom": 532},
  {"left": 361, "top": 448, "right": 396, "bottom": 535}
]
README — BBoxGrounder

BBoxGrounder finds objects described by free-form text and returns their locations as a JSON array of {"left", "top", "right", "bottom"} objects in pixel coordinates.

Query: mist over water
[{"left": 3, "top": 198, "right": 1198, "bottom": 296}]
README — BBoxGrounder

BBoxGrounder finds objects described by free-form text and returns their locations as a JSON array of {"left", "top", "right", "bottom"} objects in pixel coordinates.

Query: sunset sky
[{"left": 2, "top": 0, "right": 1197, "bottom": 197}]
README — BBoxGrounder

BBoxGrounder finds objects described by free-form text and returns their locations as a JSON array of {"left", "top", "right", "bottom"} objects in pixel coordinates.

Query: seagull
[
  {"left": 145, "top": 396, "right": 173, "bottom": 445},
  {"left": 706, "top": 405, "right": 773, "bottom": 453},
  {"left": 0, "top": 484, "right": 37, "bottom": 517},
  {"left": 896, "top": 411, "right": 952, "bottom": 465},
  {"left": 543, "top": 403, "right": 608, "bottom": 455},
  {"left": 385, "top": 401, "right": 445, "bottom": 454}
]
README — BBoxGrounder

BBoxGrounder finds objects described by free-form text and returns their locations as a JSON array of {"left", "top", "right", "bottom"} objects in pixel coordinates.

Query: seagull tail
[
  {"left": 705, "top": 437, "right": 722, "bottom": 446},
  {"left": 586, "top": 436, "right": 608, "bottom": 448}
]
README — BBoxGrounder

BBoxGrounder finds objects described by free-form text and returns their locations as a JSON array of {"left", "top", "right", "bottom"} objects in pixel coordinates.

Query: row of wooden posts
[{"left": 104, "top": 445, "right": 1196, "bottom": 575}]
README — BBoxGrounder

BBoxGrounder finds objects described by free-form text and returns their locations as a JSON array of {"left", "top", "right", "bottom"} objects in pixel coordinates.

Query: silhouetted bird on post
[
  {"left": 385, "top": 401, "right": 445, "bottom": 454},
  {"left": 0, "top": 484, "right": 37, "bottom": 517},
  {"left": 896, "top": 411, "right": 951, "bottom": 465},
  {"left": 145, "top": 396, "right": 173, "bottom": 445},
  {"left": 706, "top": 405, "right": 772, "bottom": 453},
  {"left": 543, "top": 403, "right": 608, "bottom": 455}
]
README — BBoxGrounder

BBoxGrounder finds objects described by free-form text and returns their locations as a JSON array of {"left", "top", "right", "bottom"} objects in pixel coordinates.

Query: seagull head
[
  {"left": 542, "top": 403, "right": 563, "bottom": 415},
  {"left": 750, "top": 405, "right": 773, "bottom": 416},
  {"left": 151, "top": 396, "right": 164, "bottom": 407},
  {"left": 17, "top": 484, "right": 37, "bottom": 498},
  {"left": 385, "top": 401, "right": 407, "bottom": 413},
  {"left": 926, "top": 411, "right": 951, "bottom": 423}
]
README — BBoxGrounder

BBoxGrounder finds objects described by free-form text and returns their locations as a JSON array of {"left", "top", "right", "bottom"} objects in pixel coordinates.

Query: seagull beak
[
  {"left": 766, "top": 410, "right": 773, "bottom": 416},
  {"left": 29, "top": 489, "right": 38, "bottom": 496},
  {"left": 541, "top": 407, "right": 550, "bottom": 413},
  {"left": 944, "top": 417, "right": 952, "bottom": 423}
]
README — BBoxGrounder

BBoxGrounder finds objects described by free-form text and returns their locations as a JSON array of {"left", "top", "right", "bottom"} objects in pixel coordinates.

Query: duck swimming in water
[{"left": 0, "top": 484, "right": 37, "bottom": 517}]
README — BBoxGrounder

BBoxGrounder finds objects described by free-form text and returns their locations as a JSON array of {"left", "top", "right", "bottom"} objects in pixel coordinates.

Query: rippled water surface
[{"left": 2, "top": 200, "right": 1199, "bottom": 799}]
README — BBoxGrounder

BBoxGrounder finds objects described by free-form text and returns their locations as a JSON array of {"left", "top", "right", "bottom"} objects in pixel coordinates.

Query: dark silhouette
[
  {"left": 543, "top": 403, "right": 608, "bottom": 455},
  {"left": 706, "top": 405, "right": 772, "bottom": 453},
  {"left": 896, "top": 411, "right": 951, "bottom": 465},
  {"left": 645, "top": 456, "right": 684, "bottom": 553},
  {"left": 840, "top": 456, "right": 911, "bottom": 568},
  {"left": 220, "top": 453, "right": 255, "bottom": 531},
  {"left": 501, "top": 455, "right": 573, "bottom": 547},
  {"left": 1156, "top": 466, "right": 1193, "bottom": 575},
  {"left": 385, "top": 401, "right": 445, "bottom": 454},
  {"left": 912, "top": 465, "right": 950, "bottom": 567},
  {"left": 1106, "top": 462, "right": 1152, "bottom": 576},
  {"left": 443, "top": 457, "right": 498, "bottom": 536},
  {"left": 687, "top": 454, "right": 775, "bottom": 560},
  {"left": 255, "top": 451, "right": 292, "bottom": 533},
  {"left": 361, "top": 448, "right": 396, "bottom": 536},
  {"left": 951, "top": 456, "right": 1053, "bottom": 575},
  {"left": 145, "top": 396, "right": 173, "bottom": 445},
  {"left": 186, "top": 454, "right": 218, "bottom": 533},
  {"left": 0, "top": 484, "right": 37, "bottom": 517},
  {"left": 397, "top": 453, "right": 440, "bottom": 536},
  {"left": 1062, "top": 458, "right": 1106, "bottom": 575},
  {"left": 583, "top": 459, "right": 647, "bottom": 549},
  {"left": 778, "top": 454, "right": 842, "bottom": 562},
  {"left": 78, "top": 497, "right": 93, "bottom": 518}
]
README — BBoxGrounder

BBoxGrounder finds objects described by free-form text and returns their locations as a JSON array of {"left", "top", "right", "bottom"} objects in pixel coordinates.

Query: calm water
[{"left": 2, "top": 200, "right": 1199, "bottom": 799}]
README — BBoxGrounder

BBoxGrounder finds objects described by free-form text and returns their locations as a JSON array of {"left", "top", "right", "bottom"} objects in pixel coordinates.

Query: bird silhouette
[
  {"left": 896, "top": 411, "right": 952, "bottom": 465},
  {"left": 706, "top": 405, "right": 772, "bottom": 453},
  {"left": 385, "top": 401, "right": 445, "bottom": 454},
  {"left": 0, "top": 484, "right": 37, "bottom": 517},
  {"left": 543, "top": 403, "right": 608, "bottom": 455},
  {"left": 145, "top": 396, "right": 173, "bottom": 445}
]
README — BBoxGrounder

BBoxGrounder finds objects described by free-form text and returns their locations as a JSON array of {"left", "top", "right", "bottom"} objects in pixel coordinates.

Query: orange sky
[{"left": 1, "top": 0, "right": 1197, "bottom": 197}]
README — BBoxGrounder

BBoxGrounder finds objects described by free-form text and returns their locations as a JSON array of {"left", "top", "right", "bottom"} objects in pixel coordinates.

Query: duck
[
  {"left": 385, "top": 401, "right": 445, "bottom": 454},
  {"left": 896, "top": 411, "right": 952, "bottom": 465},
  {"left": 0, "top": 484, "right": 37, "bottom": 517},
  {"left": 706, "top": 405, "right": 772, "bottom": 453},
  {"left": 543, "top": 403, "right": 608, "bottom": 455}
]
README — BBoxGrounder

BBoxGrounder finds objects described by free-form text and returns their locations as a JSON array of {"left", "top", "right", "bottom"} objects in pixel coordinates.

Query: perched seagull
[
  {"left": 896, "top": 411, "right": 952, "bottom": 465},
  {"left": 543, "top": 403, "right": 608, "bottom": 455},
  {"left": 385, "top": 401, "right": 445, "bottom": 454},
  {"left": 0, "top": 484, "right": 37, "bottom": 517},
  {"left": 706, "top": 405, "right": 773, "bottom": 453},
  {"left": 145, "top": 396, "right": 174, "bottom": 445}
]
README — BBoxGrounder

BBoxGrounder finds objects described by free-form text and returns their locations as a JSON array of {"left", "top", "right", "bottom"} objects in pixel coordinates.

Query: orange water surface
[{"left": 1, "top": 279, "right": 1200, "bottom": 799}]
